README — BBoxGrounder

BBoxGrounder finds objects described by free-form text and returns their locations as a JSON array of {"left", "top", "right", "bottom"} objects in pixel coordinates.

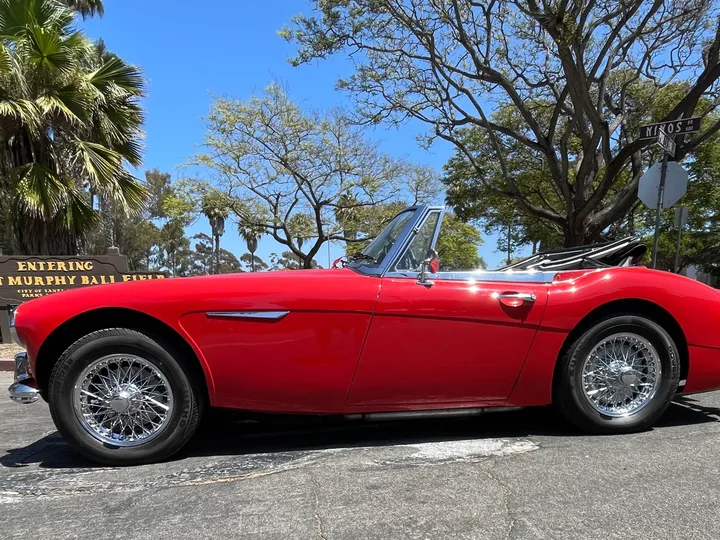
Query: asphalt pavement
[{"left": 2, "top": 371, "right": 720, "bottom": 540}]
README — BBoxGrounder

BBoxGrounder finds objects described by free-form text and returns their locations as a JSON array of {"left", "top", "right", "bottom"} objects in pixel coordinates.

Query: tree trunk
[
  {"left": 250, "top": 249, "right": 256, "bottom": 272},
  {"left": 100, "top": 196, "right": 115, "bottom": 250},
  {"left": 214, "top": 233, "right": 220, "bottom": 274},
  {"left": 16, "top": 214, "right": 77, "bottom": 255},
  {"left": 563, "top": 218, "right": 586, "bottom": 247}
]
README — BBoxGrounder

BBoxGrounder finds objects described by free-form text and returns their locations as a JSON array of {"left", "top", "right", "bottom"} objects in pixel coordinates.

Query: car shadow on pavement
[
  {"left": 3, "top": 397, "right": 719, "bottom": 469},
  {"left": 661, "top": 395, "right": 720, "bottom": 425}
]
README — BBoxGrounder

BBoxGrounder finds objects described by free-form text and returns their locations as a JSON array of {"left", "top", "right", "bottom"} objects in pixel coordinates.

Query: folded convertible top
[{"left": 499, "top": 237, "right": 648, "bottom": 272}]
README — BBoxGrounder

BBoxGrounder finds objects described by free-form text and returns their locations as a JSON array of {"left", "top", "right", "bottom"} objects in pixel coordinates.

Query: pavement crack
[
  {"left": 312, "top": 476, "right": 328, "bottom": 540},
  {"left": 486, "top": 461, "right": 517, "bottom": 540}
]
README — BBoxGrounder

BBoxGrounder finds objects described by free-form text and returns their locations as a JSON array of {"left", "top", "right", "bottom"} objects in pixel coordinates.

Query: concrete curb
[{"left": 0, "top": 359, "right": 14, "bottom": 371}]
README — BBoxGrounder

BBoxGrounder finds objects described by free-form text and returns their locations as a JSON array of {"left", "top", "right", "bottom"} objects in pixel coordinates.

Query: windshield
[{"left": 353, "top": 209, "right": 415, "bottom": 266}]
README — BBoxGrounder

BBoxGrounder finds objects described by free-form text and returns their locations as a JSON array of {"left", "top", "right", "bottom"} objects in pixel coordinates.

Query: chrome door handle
[{"left": 498, "top": 292, "right": 536, "bottom": 307}]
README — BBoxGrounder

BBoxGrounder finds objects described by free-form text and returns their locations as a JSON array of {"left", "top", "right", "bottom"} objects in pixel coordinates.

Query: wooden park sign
[
  {"left": 0, "top": 255, "right": 165, "bottom": 304},
  {"left": 0, "top": 254, "right": 166, "bottom": 344}
]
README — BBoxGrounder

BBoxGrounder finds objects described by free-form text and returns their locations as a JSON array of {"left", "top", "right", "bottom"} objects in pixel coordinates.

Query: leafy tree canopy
[
  {"left": 284, "top": 0, "right": 720, "bottom": 247},
  {"left": 187, "top": 83, "right": 443, "bottom": 268}
]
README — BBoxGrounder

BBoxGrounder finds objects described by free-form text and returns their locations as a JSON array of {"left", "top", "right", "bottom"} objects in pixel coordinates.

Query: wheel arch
[
  {"left": 553, "top": 298, "right": 689, "bottom": 390},
  {"left": 34, "top": 307, "right": 212, "bottom": 405}
]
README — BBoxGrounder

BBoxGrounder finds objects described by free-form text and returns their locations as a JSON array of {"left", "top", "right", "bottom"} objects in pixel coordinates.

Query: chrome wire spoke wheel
[
  {"left": 581, "top": 333, "right": 662, "bottom": 418},
  {"left": 72, "top": 354, "right": 174, "bottom": 447}
]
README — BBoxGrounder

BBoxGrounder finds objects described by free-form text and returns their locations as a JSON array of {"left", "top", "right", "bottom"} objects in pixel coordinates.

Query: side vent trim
[{"left": 206, "top": 311, "right": 290, "bottom": 321}]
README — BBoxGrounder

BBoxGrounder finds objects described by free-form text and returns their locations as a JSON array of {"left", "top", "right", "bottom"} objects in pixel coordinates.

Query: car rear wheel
[
  {"left": 48, "top": 328, "right": 202, "bottom": 465},
  {"left": 554, "top": 314, "right": 680, "bottom": 434}
]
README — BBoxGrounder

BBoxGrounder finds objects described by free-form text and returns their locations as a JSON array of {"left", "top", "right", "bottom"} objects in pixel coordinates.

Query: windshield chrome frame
[
  {"left": 347, "top": 205, "right": 429, "bottom": 277},
  {"left": 384, "top": 205, "right": 446, "bottom": 275},
  {"left": 348, "top": 204, "right": 557, "bottom": 284}
]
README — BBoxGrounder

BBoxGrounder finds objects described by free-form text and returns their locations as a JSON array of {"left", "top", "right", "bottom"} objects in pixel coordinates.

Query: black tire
[
  {"left": 48, "top": 328, "right": 203, "bottom": 466},
  {"left": 554, "top": 314, "right": 680, "bottom": 434}
]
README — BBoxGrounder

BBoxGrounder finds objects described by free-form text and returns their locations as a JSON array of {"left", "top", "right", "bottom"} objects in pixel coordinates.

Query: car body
[{"left": 8, "top": 204, "right": 720, "bottom": 464}]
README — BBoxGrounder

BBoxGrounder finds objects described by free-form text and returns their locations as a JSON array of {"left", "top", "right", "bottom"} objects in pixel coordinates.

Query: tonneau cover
[{"left": 499, "top": 237, "right": 648, "bottom": 272}]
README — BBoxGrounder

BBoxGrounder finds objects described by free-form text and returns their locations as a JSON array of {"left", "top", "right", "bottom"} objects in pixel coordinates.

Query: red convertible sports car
[{"left": 8, "top": 204, "right": 720, "bottom": 465}]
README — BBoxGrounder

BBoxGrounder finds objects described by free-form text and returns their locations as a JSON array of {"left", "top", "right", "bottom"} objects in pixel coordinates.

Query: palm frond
[
  {"left": 0, "top": 0, "right": 37, "bottom": 39},
  {"left": 12, "top": 162, "right": 70, "bottom": 218},
  {"left": 61, "top": 0, "right": 104, "bottom": 20},
  {"left": 87, "top": 57, "right": 144, "bottom": 97},
  {"left": 115, "top": 138, "right": 143, "bottom": 168},
  {"left": 25, "top": 24, "right": 75, "bottom": 75},
  {"left": 63, "top": 187, "right": 98, "bottom": 235},
  {"left": 0, "top": 96, "right": 41, "bottom": 132},
  {"left": 95, "top": 107, "right": 137, "bottom": 145},
  {"left": 37, "top": 82, "right": 90, "bottom": 125},
  {"left": 32, "top": 0, "right": 75, "bottom": 30},
  {"left": 73, "top": 141, "right": 147, "bottom": 214},
  {"left": 0, "top": 0, "right": 74, "bottom": 40},
  {"left": 65, "top": 31, "right": 96, "bottom": 61},
  {"left": 113, "top": 170, "right": 148, "bottom": 215},
  {"left": 73, "top": 139, "right": 122, "bottom": 190},
  {"left": 95, "top": 97, "right": 144, "bottom": 149},
  {"left": 0, "top": 42, "right": 11, "bottom": 73}
]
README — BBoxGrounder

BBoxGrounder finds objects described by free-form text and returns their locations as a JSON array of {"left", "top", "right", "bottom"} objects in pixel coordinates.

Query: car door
[{"left": 346, "top": 210, "right": 549, "bottom": 407}]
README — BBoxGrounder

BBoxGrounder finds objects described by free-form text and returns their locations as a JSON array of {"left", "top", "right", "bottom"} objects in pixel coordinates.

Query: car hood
[{"left": 19, "top": 267, "right": 351, "bottom": 309}]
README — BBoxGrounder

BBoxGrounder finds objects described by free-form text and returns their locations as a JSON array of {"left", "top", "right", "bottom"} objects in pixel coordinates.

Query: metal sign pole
[
  {"left": 673, "top": 206, "right": 688, "bottom": 273},
  {"left": 674, "top": 222, "right": 682, "bottom": 273},
  {"left": 651, "top": 151, "right": 669, "bottom": 269},
  {"left": 640, "top": 118, "right": 694, "bottom": 270}
]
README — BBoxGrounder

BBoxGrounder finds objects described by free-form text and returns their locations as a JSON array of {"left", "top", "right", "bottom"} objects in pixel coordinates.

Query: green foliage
[
  {"left": 0, "top": 0, "right": 146, "bottom": 254},
  {"left": 190, "top": 82, "right": 441, "bottom": 268},
  {"left": 86, "top": 169, "right": 250, "bottom": 276},
  {"left": 634, "top": 133, "right": 720, "bottom": 274},
  {"left": 190, "top": 233, "right": 242, "bottom": 275},
  {"left": 285, "top": 1, "right": 720, "bottom": 247},
  {"left": 442, "top": 121, "right": 565, "bottom": 258},
  {"left": 240, "top": 252, "right": 268, "bottom": 272},
  {"left": 436, "top": 213, "right": 486, "bottom": 271},
  {"left": 156, "top": 219, "right": 193, "bottom": 277},
  {"left": 269, "top": 251, "right": 319, "bottom": 270}
]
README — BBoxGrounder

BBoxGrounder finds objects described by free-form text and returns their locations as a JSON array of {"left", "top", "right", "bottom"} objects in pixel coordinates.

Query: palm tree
[
  {"left": 62, "top": 0, "right": 104, "bottom": 19},
  {"left": 201, "top": 191, "right": 229, "bottom": 274},
  {"left": 0, "top": 0, "right": 146, "bottom": 255},
  {"left": 238, "top": 223, "right": 264, "bottom": 272}
]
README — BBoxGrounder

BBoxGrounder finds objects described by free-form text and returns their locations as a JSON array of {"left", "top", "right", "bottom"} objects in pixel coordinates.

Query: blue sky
[{"left": 80, "top": 0, "right": 524, "bottom": 269}]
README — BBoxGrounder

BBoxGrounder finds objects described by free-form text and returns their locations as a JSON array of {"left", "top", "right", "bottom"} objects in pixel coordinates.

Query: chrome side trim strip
[
  {"left": 385, "top": 270, "right": 557, "bottom": 283},
  {"left": 343, "top": 406, "right": 524, "bottom": 422},
  {"left": 206, "top": 311, "right": 290, "bottom": 321}
]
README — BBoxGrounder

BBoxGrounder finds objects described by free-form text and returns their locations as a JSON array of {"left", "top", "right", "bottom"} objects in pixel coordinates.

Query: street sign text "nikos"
[{"left": 640, "top": 117, "right": 701, "bottom": 139}]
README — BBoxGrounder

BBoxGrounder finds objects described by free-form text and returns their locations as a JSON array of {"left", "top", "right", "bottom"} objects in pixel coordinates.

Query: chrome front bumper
[{"left": 8, "top": 352, "right": 39, "bottom": 404}]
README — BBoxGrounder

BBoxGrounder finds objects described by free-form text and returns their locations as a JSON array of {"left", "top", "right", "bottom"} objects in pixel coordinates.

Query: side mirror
[{"left": 416, "top": 249, "right": 439, "bottom": 287}]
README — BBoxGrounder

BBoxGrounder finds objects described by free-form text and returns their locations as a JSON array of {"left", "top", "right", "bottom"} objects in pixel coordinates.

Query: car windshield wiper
[{"left": 349, "top": 253, "right": 378, "bottom": 264}]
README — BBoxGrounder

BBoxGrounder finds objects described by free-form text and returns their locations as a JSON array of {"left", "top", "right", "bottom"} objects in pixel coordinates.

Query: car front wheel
[
  {"left": 554, "top": 314, "right": 680, "bottom": 434},
  {"left": 48, "top": 328, "right": 202, "bottom": 466}
]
